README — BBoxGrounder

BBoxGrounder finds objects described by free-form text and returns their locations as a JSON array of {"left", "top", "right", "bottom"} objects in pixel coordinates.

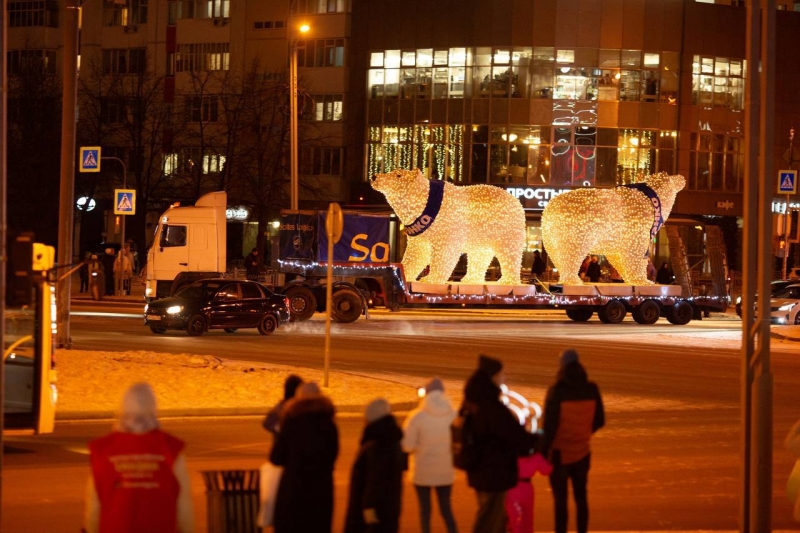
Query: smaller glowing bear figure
[
  {"left": 371, "top": 169, "right": 526, "bottom": 284},
  {"left": 541, "top": 173, "right": 685, "bottom": 285}
]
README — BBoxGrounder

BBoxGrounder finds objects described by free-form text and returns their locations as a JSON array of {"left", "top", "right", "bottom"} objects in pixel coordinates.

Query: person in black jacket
[
  {"left": 585, "top": 256, "right": 601, "bottom": 283},
  {"left": 461, "top": 354, "right": 538, "bottom": 533},
  {"left": 245, "top": 248, "right": 260, "bottom": 281},
  {"left": 263, "top": 374, "right": 304, "bottom": 437},
  {"left": 541, "top": 349, "right": 605, "bottom": 533},
  {"left": 656, "top": 262, "right": 674, "bottom": 285},
  {"left": 531, "top": 250, "right": 545, "bottom": 279},
  {"left": 270, "top": 382, "right": 339, "bottom": 533},
  {"left": 345, "top": 398, "right": 405, "bottom": 533}
]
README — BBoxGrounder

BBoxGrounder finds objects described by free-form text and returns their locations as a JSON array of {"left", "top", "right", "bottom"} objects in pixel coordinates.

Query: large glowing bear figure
[
  {"left": 541, "top": 173, "right": 685, "bottom": 285},
  {"left": 371, "top": 169, "right": 526, "bottom": 284}
]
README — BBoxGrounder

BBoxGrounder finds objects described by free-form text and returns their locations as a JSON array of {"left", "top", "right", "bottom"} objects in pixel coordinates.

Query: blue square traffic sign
[
  {"left": 778, "top": 170, "right": 797, "bottom": 195},
  {"left": 79, "top": 146, "right": 101, "bottom": 173},
  {"left": 114, "top": 189, "right": 136, "bottom": 215}
]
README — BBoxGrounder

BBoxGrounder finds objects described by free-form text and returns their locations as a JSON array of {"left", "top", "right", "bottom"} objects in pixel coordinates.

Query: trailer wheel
[
  {"left": 632, "top": 299, "right": 661, "bottom": 325},
  {"left": 285, "top": 286, "right": 317, "bottom": 322},
  {"left": 331, "top": 289, "right": 363, "bottom": 323},
  {"left": 186, "top": 315, "right": 206, "bottom": 336},
  {"left": 666, "top": 301, "right": 693, "bottom": 325},
  {"left": 566, "top": 308, "right": 593, "bottom": 322},
  {"left": 598, "top": 299, "right": 627, "bottom": 324}
]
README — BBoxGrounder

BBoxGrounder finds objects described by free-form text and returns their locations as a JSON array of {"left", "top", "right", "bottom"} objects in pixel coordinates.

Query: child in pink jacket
[{"left": 506, "top": 452, "right": 552, "bottom": 533}]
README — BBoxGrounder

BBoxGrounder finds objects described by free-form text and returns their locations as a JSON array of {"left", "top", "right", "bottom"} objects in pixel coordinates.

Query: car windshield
[
  {"left": 176, "top": 282, "right": 222, "bottom": 300},
  {"left": 773, "top": 286, "right": 800, "bottom": 300}
]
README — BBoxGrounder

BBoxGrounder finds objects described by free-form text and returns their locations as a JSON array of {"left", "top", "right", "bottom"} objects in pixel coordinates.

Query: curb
[
  {"left": 72, "top": 298, "right": 144, "bottom": 306},
  {"left": 771, "top": 331, "right": 800, "bottom": 342},
  {"left": 55, "top": 401, "right": 419, "bottom": 421}
]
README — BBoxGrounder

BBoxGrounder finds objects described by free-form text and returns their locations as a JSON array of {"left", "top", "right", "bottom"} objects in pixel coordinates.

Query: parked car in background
[
  {"left": 769, "top": 283, "right": 800, "bottom": 325},
  {"left": 736, "top": 279, "right": 797, "bottom": 318},
  {"left": 144, "top": 279, "right": 290, "bottom": 336}
]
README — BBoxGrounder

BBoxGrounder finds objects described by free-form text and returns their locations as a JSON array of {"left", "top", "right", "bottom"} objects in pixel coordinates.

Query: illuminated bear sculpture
[
  {"left": 541, "top": 173, "right": 685, "bottom": 285},
  {"left": 371, "top": 169, "right": 526, "bottom": 284}
]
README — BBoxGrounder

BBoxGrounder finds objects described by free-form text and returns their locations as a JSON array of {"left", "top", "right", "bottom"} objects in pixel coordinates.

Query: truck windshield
[{"left": 160, "top": 224, "right": 187, "bottom": 247}]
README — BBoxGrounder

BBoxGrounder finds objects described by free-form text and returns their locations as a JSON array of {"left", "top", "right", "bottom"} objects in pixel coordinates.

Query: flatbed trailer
[{"left": 278, "top": 261, "right": 729, "bottom": 325}]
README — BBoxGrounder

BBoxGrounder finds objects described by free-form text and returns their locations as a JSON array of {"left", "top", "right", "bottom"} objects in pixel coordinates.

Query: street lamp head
[{"left": 299, "top": 23, "right": 310, "bottom": 33}]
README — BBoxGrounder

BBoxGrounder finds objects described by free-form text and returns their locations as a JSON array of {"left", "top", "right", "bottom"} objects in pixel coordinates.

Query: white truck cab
[{"left": 145, "top": 191, "right": 227, "bottom": 301}]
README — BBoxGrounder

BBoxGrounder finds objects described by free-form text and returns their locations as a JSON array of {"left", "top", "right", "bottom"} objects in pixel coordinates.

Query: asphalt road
[{"left": 4, "top": 305, "right": 800, "bottom": 531}]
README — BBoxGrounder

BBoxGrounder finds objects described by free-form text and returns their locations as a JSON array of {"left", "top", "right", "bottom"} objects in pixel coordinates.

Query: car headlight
[
  {"left": 144, "top": 304, "right": 149, "bottom": 313},
  {"left": 166, "top": 305, "right": 183, "bottom": 315},
  {"left": 736, "top": 296, "right": 741, "bottom": 305},
  {"left": 778, "top": 303, "right": 795, "bottom": 312}
]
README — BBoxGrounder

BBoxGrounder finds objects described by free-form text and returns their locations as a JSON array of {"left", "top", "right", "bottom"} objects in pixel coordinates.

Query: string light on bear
[{"left": 541, "top": 172, "right": 685, "bottom": 286}]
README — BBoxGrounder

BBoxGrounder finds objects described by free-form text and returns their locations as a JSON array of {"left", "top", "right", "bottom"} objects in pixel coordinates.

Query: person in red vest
[{"left": 84, "top": 383, "right": 194, "bottom": 533}]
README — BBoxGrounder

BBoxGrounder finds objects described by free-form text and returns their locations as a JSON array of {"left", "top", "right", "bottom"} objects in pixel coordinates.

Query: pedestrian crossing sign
[
  {"left": 114, "top": 189, "right": 136, "bottom": 215},
  {"left": 778, "top": 170, "right": 797, "bottom": 194},
  {"left": 79, "top": 146, "right": 101, "bottom": 173}
]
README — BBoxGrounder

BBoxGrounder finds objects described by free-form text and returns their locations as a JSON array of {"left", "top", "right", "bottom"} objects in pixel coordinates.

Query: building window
[
  {"left": 692, "top": 55, "right": 745, "bottom": 110},
  {"left": 102, "top": 49, "right": 146, "bottom": 75},
  {"left": 296, "top": 39, "right": 345, "bottom": 68},
  {"left": 292, "top": 0, "right": 350, "bottom": 14},
  {"left": 203, "top": 153, "right": 225, "bottom": 174},
  {"left": 100, "top": 97, "right": 127, "bottom": 124},
  {"left": 9, "top": 1, "right": 58, "bottom": 28},
  {"left": 689, "top": 132, "right": 743, "bottom": 192},
  {"left": 6, "top": 49, "right": 57, "bottom": 75},
  {"left": 164, "top": 152, "right": 179, "bottom": 175},
  {"left": 185, "top": 96, "right": 219, "bottom": 122},
  {"left": 366, "top": 125, "right": 464, "bottom": 182},
  {"left": 308, "top": 94, "right": 343, "bottom": 121},
  {"left": 175, "top": 43, "right": 230, "bottom": 72},
  {"left": 254, "top": 20, "right": 284, "bottom": 29},
  {"left": 301, "top": 147, "right": 345, "bottom": 176},
  {"left": 175, "top": 0, "right": 228, "bottom": 19}
]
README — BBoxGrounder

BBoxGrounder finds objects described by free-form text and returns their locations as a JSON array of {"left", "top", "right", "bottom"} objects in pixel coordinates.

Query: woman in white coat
[{"left": 402, "top": 378, "right": 458, "bottom": 533}]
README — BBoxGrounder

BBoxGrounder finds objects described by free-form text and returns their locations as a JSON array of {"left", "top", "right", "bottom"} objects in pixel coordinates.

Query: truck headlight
[
  {"left": 166, "top": 305, "right": 183, "bottom": 315},
  {"left": 778, "top": 303, "right": 794, "bottom": 312},
  {"left": 145, "top": 287, "right": 153, "bottom": 296},
  {"left": 736, "top": 296, "right": 741, "bottom": 305},
  {"left": 144, "top": 304, "right": 149, "bottom": 313}
]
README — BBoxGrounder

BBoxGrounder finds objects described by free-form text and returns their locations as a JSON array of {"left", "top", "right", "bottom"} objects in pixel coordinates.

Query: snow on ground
[{"left": 56, "top": 350, "right": 417, "bottom": 418}]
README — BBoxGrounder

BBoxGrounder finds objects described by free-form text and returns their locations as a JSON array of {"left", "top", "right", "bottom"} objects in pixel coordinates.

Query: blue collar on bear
[
  {"left": 622, "top": 183, "right": 663, "bottom": 257},
  {"left": 404, "top": 179, "right": 445, "bottom": 237}
]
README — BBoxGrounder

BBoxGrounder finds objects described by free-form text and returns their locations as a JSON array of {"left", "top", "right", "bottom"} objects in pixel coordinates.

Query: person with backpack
[
  {"left": 402, "top": 378, "right": 458, "bottom": 533},
  {"left": 541, "top": 349, "right": 605, "bottom": 533},
  {"left": 457, "top": 355, "right": 538, "bottom": 533}
]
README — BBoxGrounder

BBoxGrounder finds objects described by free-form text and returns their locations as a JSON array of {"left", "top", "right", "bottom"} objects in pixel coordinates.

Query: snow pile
[{"left": 56, "top": 350, "right": 416, "bottom": 417}]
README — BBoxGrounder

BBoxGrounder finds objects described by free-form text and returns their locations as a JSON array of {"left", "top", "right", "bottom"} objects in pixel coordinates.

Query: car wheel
[
  {"left": 258, "top": 314, "right": 278, "bottom": 336},
  {"left": 285, "top": 287, "right": 317, "bottom": 322},
  {"left": 331, "top": 289, "right": 364, "bottom": 323},
  {"left": 186, "top": 315, "right": 205, "bottom": 336},
  {"left": 149, "top": 325, "right": 167, "bottom": 334},
  {"left": 632, "top": 299, "right": 661, "bottom": 325},
  {"left": 666, "top": 301, "right": 693, "bottom": 325},
  {"left": 597, "top": 299, "right": 626, "bottom": 324},
  {"left": 795, "top": 312, "right": 800, "bottom": 325},
  {"left": 224, "top": 328, "right": 237, "bottom": 333},
  {"left": 566, "top": 308, "right": 593, "bottom": 322}
]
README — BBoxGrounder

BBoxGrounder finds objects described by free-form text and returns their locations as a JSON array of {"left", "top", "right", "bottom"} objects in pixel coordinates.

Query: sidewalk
[
  {"left": 772, "top": 325, "right": 800, "bottom": 342},
  {"left": 70, "top": 270, "right": 146, "bottom": 305}
]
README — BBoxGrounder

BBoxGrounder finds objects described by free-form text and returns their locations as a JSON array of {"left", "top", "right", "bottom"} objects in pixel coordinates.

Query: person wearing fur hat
[
  {"left": 270, "top": 382, "right": 339, "bottom": 533},
  {"left": 541, "top": 349, "right": 605, "bottom": 533},
  {"left": 402, "top": 378, "right": 458, "bottom": 533},
  {"left": 84, "top": 383, "right": 194, "bottom": 533},
  {"left": 461, "top": 355, "right": 539, "bottom": 533},
  {"left": 344, "top": 398, "right": 405, "bottom": 533},
  {"left": 262, "top": 374, "right": 304, "bottom": 436}
]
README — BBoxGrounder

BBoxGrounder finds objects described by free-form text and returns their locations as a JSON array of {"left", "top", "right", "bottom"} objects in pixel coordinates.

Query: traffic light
[{"left": 6, "top": 233, "right": 34, "bottom": 307}]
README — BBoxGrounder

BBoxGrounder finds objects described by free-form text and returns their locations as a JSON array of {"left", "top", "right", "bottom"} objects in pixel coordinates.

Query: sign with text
[
  {"left": 113, "top": 189, "right": 136, "bottom": 215},
  {"left": 318, "top": 212, "right": 389, "bottom": 263},
  {"left": 79, "top": 147, "right": 101, "bottom": 172},
  {"left": 778, "top": 170, "right": 797, "bottom": 195}
]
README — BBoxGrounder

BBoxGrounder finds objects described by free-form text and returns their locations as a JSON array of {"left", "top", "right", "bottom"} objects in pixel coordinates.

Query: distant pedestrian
[
  {"left": 245, "top": 248, "right": 260, "bottom": 281},
  {"left": 79, "top": 253, "right": 90, "bottom": 293},
  {"left": 531, "top": 251, "right": 545, "bottom": 280},
  {"left": 263, "top": 374, "right": 304, "bottom": 437},
  {"left": 402, "top": 378, "right": 458, "bottom": 533},
  {"left": 114, "top": 247, "right": 134, "bottom": 296},
  {"left": 460, "top": 355, "right": 538, "bottom": 533},
  {"left": 88, "top": 254, "right": 105, "bottom": 301},
  {"left": 84, "top": 383, "right": 194, "bottom": 533},
  {"left": 541, "top": 349, "right": 605, "bottom": 533},
  {"left": 786, "top": 418, "right": 800, "bottom": 522},
  {"left": 270, "top": 382, "right": 339, "bottom": 533},
  {"left": 646, "top": 259, "right": 657, "bottom": 282},
  {"left": 585, "top": 256, "right": 601, "bottom": 283},
  {"left": 101, "top": 248, "right": 116, "bottom": 296},
  {"left": 345, "top": 398, "right": 405, "bottom": 533},
  {"left": 656, "top": 262, "right": 674, "bottom": 285}
]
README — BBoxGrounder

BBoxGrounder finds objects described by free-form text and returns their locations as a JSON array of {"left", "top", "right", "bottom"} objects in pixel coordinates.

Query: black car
[
  {"left": 144, "top": 279, "right": 290, "bottom": 336},
  {"left": 735, "top": 279, "right": 796, "bottom": 317}
]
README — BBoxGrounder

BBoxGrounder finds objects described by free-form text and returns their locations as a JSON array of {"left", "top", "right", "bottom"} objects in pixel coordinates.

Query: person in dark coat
[
  {"left": 79, "top": 253, "right": 90, "bottom": 293},
  {"left": 585, "top": 256, "right": 601, "bottom": 283},
  {"left": 344, "top": 398, "right": 405, "bottom": 533},
  {"left": 263, "top": 374, "right": 304, "bottom": 436},
  {"left": 270, "top": 382, "right": 339, "bottom": 533},
  {"left": 461, "top": 355, "right": 538, "bottom": 533},
  {"left": 101, "top": 248, "right": 117, "bottom": 296},
  {"left": 656, "top": 262, "right": 674, "bottom": 285},
  {"left": 531, "top": 250, "right": 545, "bottom": 279},
  {"left": 245, "top": 248, "right": 260, "bottom": 281},
  {"left": 541, "top": 349, "right": 605, "bottom": 533}
]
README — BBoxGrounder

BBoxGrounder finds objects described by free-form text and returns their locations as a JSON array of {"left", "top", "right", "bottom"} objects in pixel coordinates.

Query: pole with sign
[
  {"left": 324, "top": 203, "right": 343, "bottom": 388},
  {"left": 778, "top": 161, "right": 797, "bottom": 280}
]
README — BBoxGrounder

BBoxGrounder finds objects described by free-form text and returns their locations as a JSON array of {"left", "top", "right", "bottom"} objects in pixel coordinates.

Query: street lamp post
[
  {"left": 783, "top": 127, "right": 794, "bottom": 280},
  {"left": 289, "top": 22, "right": 309, "bottom": 211},
  {"left": 102, "top": 156, "right": 129, "bottom": 248}
]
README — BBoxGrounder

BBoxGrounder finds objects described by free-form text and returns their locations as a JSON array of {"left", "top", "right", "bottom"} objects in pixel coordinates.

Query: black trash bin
[{"left": 202, "top": 469, "right": 261, "bottom": 533}]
